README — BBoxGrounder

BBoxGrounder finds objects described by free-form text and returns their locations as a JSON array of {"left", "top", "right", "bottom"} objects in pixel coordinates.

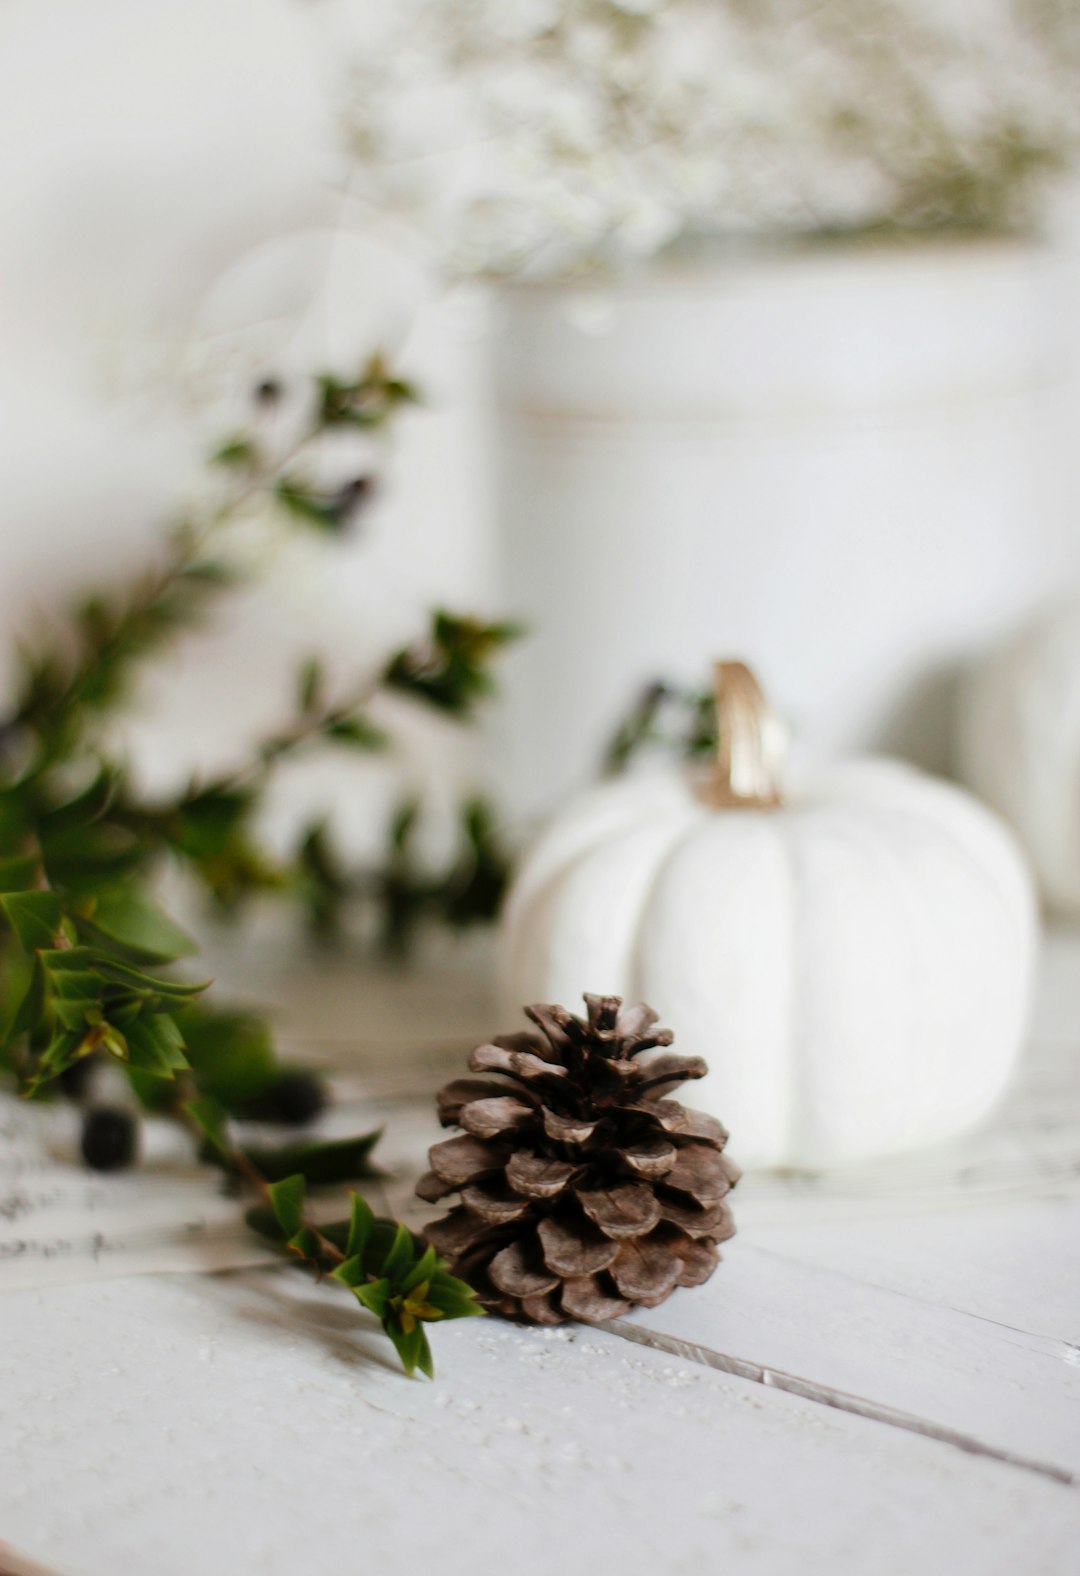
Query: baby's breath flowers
[{"left": 344, "top": 0, "right": 1080, "bottom": 279}]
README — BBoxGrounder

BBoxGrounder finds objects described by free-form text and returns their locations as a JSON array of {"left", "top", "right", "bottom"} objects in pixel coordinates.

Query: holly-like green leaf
[
  {"left": 25, "top": 1028, "right": 87, "bottom": 1093},
  {"left": 179, "top": 560, "right": 241, "bottom": 589},
  {"left": 243, "top": 1202, "right": 282, "bottom": 1243},
  {"left": 380, "top": 1221, "right": 416, "bottom": 1287},
  {"left": 401, "top": 1243, "right": 439, "bottom": 1295},
  {"left": 1, "top": 890, "right": 63, "bottom": 952},
  {"left": 49, "top": 968, "right": 104, "bottom": 1030},
  {"left": 124, "top": 1014, "right": 190, "bottom": 1077},
  {"left": 274, "top": 479, "right": 348, "bottom": 535},
  {"left": 382, "top": 611, "right": 521, "bottom": 718},
  {"left": 286, "top": 1226, "right": 323, "bottom": 1264},
  {"left": 413, "top": 1327, "right": 436, "bottom": 1380},
  {"left": 424, "top": 1269, "right": 486, "bottom": 1320},
  {"left": 345, "top": 1192, "right": 375, "bottom": 1261},
  {"left": 243, "top": 1129, "right": 382, "bottom": 1186},
  {"left": 315, "top": 357, "right": 419, "bottom": 432},
  {"left": 325, "top": 715, "right": 388, "bottom": 750},
  {"left": 166, "top": 785, "right": 256, "bottom": 861},
  {"left": 0, "top": 855, "right": 41, "bottom": 893},
  {"left": 266, "top": 1174, "right": 306, "bottom": 1240},
  {"left": 330, "top": 1254, "right": 365, "bottom": 1290},
  {"left": 5, "top": 954, "right": 47, "bottom": 1045},
  {"left": 386, "top": 1321, "right": 433, "bottom": 1380},
  {"left": 88, "top": 957, "right": 208, "bottom": 1005},
  {"left": 353, "top": 1277, "right": 391, "bottom": 1321},
  {"left": 77, "top": 885, "right": 197, "bottom": 965},
  {"left": 174, "top": 1007, "right": 277, "bottom": 1107},
  {"left": 38, "top": 768, "right": 116, "bottom": 839},
  {"left": 38, "top": 945, "right": 96, "bottom": 972},
  {"left": 297, "top": 656, "right": 325, "bottom": 713},
  {"left": 212, "top": 435, "right": 259, "bottom": 468}
]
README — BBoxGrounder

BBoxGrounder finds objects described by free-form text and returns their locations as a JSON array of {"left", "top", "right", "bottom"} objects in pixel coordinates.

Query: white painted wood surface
[{"left": 1, "top": 929, "right": 1079, "bottom": 1575}]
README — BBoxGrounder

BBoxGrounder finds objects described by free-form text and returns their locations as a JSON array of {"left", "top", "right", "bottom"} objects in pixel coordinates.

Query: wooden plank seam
[{"left": 599, "top": 1319, "right": 1079, "bottom": 1490}]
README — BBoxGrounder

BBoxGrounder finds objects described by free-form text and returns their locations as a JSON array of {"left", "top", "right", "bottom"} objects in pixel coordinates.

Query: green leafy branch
[
  {"left": 0, "top": 352, "right": 516, "bottom": 1377},
  {"left": 8, "top": 354, "right": 415, "bottom": 771},
  {"left": 377, "top": 794, "right": 511, "bottom": 956},
  {"left": 3, "top": 351, "right": 518, "bottom": 937},
  {"left": 0, "top": 847, "right": 204, "bottom": 1096},
  {"left": 190, "top": 1099, "right": 483, "bottom": 1378},
  {"left": 384, "top": 611, "right": 523, "bottom": 717},
  {"left": 91, "top": 611, "right": 517, "bottom": 934},
  {"left": 604, "top": 679, "right": 716, "bottom": 775}
]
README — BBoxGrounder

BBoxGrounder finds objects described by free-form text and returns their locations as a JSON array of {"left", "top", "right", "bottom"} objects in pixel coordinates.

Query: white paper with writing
[{"left": 0, "top": 1095, "right": 279, "bottom": 1291}]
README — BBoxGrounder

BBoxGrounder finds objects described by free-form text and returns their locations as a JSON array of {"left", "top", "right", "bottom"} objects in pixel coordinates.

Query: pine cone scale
[
  {"left": 428, "top": 1134, "right": 510, "bottom": 1185},
  {"left": 471, "top": 1043, "right": 570, "bottom": 1089},
  {"left": 637, "top": 1053, "right": 708, "bottom": 1092},
  {"left": 665, "top": 1142, "right": 735, "bottom": 1204},
  {"left": 577, "top": 1182, "right": 662, "bottom": 1239},
  {"left": 536, "top": 1213, "right": 620, "bottom": 1276},
  {"left": 611, "top": 1001, "right": 660, "bottom": 1038},
  {"left": 617, "top": 1137, "right": 678, "bottom": 1178},
  {"left": 459, "top": 1095, "right": 535, "bottom": 1138},
  {"left": 421, "top": 995, "right": 738, "bottom": 1324},
  {"left": 415, "top": 1169, "right": 458, "bottom": 1203},
  {"left": 424, "top": 1207, "right": 487, "bottom": 1258},
  {"left": 521, "top": 1291, "right": 563, "bottom": 1324},
  {"left": 437, "top": 1078, "right": 515, "bottom": 1124},
  {"left": 609, "top": 1236, "right": 682, "bottom": 1303},
  {"left": 542, "top": 1109, "right": 597, "bottom": 1143},
  {"left": 522, "top": 1004, "right": 578, "bottom": 1057},
  {"left": 461, "top": 1181, "right": 531, "bottom": 1223},
  {"left": 561, "top": 1275, "right": 631, "bottom": 1323},
  {"left": 506, "top": 1151, "right": 580, "bottom": 1197},
  {"left": 656, "top": 1192, "right": 733, "bottom": 1238},
  {"left": 489, "top": 1237, "right": 561, "bottom": 1298},
  {"left": 670, "top": 1233, "right": 721, "bottom": 1286}
]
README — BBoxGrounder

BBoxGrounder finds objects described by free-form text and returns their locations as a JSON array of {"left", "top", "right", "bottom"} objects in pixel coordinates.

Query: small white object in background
[
  {"left": 958, "top": 600, "right": 1080, "bottom": 916},
  {"left": 500, "top": 662, "right": 1038, "bottom": 1169}
]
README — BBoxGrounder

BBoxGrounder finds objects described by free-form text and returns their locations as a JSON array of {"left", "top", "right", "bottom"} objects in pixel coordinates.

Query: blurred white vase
[{"left": 491, "top": 238, "right": 1078, "bottom": 821}]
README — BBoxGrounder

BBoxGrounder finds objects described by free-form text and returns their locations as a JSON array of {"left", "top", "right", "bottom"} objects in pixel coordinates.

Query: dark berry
[
  {"left": 81, "top": 1107, "right": 137, "bottom": 1172},
  {"left": 254, "top": 377, "right": 283, "bottom": 405},
  {"left": 326, "top": 475, "right": 375, "bottom": 532},
  {"left": 237, "top": 1071, "right": 325, "bottom": 1127},
  {"left": 58, "top": 1054, "right": 97, "bottom": 1103}
]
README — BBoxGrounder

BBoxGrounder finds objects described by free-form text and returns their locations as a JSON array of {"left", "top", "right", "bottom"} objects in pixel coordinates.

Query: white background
[
  {"left": 2, "top": 0, "right": 1080, "bottom": 849},
  {"left": 0, "top": 0, "right": 499, "bottom": 864}
]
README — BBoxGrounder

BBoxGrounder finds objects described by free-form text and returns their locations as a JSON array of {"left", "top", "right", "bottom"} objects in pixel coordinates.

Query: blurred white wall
[
  {"left": 2, "top": 0, "right": 1080, "bottom": 857},
  {"left": 0, "top": 0, "right": 498, "bottom": 866}
]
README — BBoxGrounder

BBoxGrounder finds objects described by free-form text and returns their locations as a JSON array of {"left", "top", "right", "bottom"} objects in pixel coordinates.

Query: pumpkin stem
[{"left": 696, "top": 660, "right": 784, "bottom": 810}]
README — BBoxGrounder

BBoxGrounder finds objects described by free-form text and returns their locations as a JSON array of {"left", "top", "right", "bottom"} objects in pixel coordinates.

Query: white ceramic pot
[{"left": 491, "top": 239, "right": 1075, "bottom": 821}]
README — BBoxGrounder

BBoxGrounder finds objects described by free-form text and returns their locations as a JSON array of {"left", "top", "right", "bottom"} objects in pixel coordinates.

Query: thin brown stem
[{"left": 178, "top": 1089, "right": 347, "bottom": 1269}]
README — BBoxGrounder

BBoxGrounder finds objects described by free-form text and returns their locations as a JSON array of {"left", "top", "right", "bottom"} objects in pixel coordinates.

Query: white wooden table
[{"left": 1, "top": 931, "right": 1079, "bottom": 1576}]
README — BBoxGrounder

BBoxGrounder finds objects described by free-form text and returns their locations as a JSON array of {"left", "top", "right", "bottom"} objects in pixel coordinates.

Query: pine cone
[{"left": 418, "top": 994, "right": 738, "bottom": 1325}]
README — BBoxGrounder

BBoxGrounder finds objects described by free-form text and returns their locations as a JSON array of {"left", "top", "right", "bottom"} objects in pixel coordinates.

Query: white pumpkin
[
  {"left": 500, "top": 663, "right": 1038, "bottom": 1168},
  {"left": 959, "top": 601, "right": 1080, "bottom": 915}
]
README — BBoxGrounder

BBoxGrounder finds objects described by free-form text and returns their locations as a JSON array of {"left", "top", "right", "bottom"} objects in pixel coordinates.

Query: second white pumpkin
[
  {"left": 958, "top": 601, "right": 1080, "bottom": 916},
  {"left": 500, "top": 668, "right": 1037, "bottom": 1169}
]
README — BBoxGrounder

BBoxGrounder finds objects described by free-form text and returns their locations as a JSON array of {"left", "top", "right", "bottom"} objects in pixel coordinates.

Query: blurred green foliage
[{"left": 0, "top": 353, "right": 516, "bottom": 1377}]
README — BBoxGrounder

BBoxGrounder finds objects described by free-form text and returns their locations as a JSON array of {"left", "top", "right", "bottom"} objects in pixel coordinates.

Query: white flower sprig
[{"left": 341, "top": 0, "right": 1080, "bottom": 278}]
